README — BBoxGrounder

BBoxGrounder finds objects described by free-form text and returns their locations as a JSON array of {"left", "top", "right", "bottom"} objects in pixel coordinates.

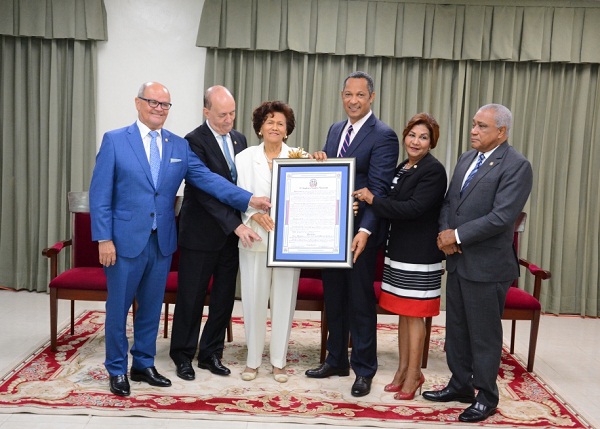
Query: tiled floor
[{"left": 1, "top": 289, "right": 599, "bottom": 428}]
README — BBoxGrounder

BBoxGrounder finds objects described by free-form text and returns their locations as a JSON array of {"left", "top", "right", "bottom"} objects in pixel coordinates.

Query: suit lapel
[
  {"left": 459, "top": 142, "right": 508, "bottom": 201},
  {"left": 231, "top": 130, "right": 245, "bottom": 156},
  {"left": 127, "top": 124, "right": 154, "bottom": 188},
  {"left": 158, "top": 129, "right": 174, "bottom": 189},
  {"left": 202, "top": 124, "right": 230, "bottom": 172},
  {"left": 342, "top": 115, "right": 375, "bottom": 158}
]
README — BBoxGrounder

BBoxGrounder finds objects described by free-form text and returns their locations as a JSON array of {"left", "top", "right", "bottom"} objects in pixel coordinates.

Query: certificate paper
[{"left": 268, "top": 159, "right": 355, "bottom": 268}]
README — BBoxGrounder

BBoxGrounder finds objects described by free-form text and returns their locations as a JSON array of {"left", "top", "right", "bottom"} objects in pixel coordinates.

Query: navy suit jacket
[
  {"left": 323, "top": 113, "right": 399, "bottom": 248},
  {"left": 439, "top": 141, "right": 533, "bottom": 282},
  {"left": 178, "top": 123, "right": 247, "bottom": 251},
  {"left": 89, "top": 122, "right": 252, "bottom": 259}
]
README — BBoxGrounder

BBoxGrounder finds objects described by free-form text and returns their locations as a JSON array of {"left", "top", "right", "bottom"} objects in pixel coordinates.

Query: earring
[{"left": 258, "top": 131, "right": 262, "bottom": 137}]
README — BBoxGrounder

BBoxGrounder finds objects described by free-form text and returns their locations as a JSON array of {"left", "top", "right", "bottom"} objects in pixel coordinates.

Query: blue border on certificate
[{"left": 267, "top": 159, "right": 355, "bottom": 268}]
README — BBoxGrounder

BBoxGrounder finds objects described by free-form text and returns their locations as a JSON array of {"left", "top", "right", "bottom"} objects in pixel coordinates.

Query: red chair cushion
[
  {"left": 49, "top": 267, "right": 106, "bottom": 290},
  {"left": 373, "top": 281, "right": 383, "bottom": 300},
  {"left": 505, "top": 287, "right": 541, "bottom": 310},
  {"left": 297, "top": 277, "right": 324, "bottom": 300}
]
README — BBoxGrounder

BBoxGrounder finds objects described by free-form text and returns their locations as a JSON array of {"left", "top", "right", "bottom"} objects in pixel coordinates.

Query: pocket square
[{"left": 170, "top": 158, "right": 182, "bottom": 163}]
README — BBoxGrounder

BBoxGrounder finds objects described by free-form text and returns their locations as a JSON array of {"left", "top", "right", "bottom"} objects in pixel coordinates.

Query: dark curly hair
[
  {"left": 402, "top": 113, "right": 440, "bottom": 149},
  {"left": 252, "top": 101, "right": 295, "bottom": 140}
]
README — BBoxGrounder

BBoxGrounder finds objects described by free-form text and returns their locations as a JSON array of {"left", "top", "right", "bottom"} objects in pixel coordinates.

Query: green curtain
[
  {"left": 0, "top": 0, "right": 106, "bottom": 292},
  {"left": 198, "top": 0, "right": 600, "bottom": 316}
]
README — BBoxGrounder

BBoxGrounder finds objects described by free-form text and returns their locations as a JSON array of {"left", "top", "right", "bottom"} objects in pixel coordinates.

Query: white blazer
[{"left": 235, "top": 142, "right": 295, "bottom": 252}]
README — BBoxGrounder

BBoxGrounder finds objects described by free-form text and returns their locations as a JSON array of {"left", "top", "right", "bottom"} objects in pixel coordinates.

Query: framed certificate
[{"left": 267, "top": 158, "right": 355, "bottom": 268}]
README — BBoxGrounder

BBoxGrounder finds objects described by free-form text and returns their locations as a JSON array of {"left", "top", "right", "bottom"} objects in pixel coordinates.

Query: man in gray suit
[{"left": 422, "top": 104, "right": 532, "bottom": 423}]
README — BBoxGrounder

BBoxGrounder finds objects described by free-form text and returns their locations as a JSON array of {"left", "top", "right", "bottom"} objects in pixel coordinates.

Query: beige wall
[{"left": 96, "top": 0, "right": 207, "bottom": 149}]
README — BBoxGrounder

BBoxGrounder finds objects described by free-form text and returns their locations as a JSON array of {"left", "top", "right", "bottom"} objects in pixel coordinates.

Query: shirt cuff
[{"left": 454, "top": 229, "right": 461, "bottom": 244}]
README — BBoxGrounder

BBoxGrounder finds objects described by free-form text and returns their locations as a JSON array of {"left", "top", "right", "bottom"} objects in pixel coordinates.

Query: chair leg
[
  {"left": 163, "top": 303, "right": 169, "bottom": 338},
  {"left": 226, "top": 318, "right": 233, "bottom": 343},
  {"left": 70, "top": 300, "right": 75, "bottom": 335},
  {"left": 510, "top": 320, "right": 517, "bottom": 354},
  {"left": 526, "top": 311, "right": 541, "bottom": 372},
  {"left": 421, "top": 316, "right": 432, "bottom": 368},
  {"left": 50, "top": 289, "right": 58, "bottom": 352}
]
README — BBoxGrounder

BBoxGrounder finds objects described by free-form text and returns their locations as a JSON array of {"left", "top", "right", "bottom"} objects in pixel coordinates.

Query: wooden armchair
[
  {"left": 43, "top": 191, "right": 111, "bottom": 352},
  {"left": 502, "top": 212, "right": 551, "bottom": 372}
]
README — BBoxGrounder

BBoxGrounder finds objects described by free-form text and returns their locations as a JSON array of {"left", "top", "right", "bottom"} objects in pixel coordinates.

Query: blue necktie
[
  {"left": 149, "top": 130, "right": 160, "bottom": 229},
  {"left": 221, "top": 135, "right": 237, "bottom": 182},
  {"left": 461, "top": 152, "right": 485, "bottom": 196},
  {"left": 339, "top": 125, "right": 353, "bottom": 157}
]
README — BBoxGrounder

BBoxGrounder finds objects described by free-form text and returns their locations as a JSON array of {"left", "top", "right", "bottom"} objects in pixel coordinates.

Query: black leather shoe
[
  {"left": 305, "top": 362, "right": 350, "bottom": 378},
  {"left": 130, "top": 366, "right": 172, "bottom": 387},
  {"left": 175, "top": 361, "right": 195, "bottom": 381},
  {"left": 198, "top": 354, "right": 231, "bottom": 376},
  {"left": 422, "top": 387, "right": 475, "bottom": 403},
  {"left": 109, "top": 374, "right": 130, "bottom": 397},
  {"left": 351, "top": 376, "right": 372, "bottom": 397},
  {"left": 459, "top": 401, "right": 497, "bottom": 422}
]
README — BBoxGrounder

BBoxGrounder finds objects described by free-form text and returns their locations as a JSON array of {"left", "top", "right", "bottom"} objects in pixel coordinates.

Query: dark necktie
[
  {"left": 461, "top": 152, "right": 485, "bottom": 196},
  {"left": 221, "top": 135, "right": 237, "bottom": 182},
  {"left": 338, "top": 125, "right": 353, "bottom": 157}
]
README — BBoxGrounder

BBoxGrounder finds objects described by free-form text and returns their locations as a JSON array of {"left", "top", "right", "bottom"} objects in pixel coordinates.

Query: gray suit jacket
[{"left": 439, "top": 141, "right": 533, "bottom": 283}]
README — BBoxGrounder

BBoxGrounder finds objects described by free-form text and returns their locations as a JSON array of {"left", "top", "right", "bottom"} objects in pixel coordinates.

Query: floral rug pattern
[{"left": 0, "top": 311, "right": 591, "bottom": 428}]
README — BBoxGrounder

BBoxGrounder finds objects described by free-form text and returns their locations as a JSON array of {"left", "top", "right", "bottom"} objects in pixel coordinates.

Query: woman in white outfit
[{"left": 235, "top": 101, "right": 301, "bottom": 383}]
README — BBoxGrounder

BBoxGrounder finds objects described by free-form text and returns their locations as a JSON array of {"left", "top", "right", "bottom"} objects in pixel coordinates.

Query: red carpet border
[{"left": 0, "top": 311, "right": 592, "bottom": 428}]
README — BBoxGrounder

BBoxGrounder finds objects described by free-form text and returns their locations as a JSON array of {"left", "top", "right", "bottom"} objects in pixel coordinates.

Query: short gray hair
[{"left": 479, "top": 103, "right": 512, "bottom": 137}]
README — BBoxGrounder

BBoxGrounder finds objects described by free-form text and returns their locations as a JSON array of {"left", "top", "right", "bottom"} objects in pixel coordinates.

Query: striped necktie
[
  {"left": 339, "top": 125, "right": 353, "bottom": 157},
  {"left": 461, "top": 152, "right": 485, "bottom": 196}
]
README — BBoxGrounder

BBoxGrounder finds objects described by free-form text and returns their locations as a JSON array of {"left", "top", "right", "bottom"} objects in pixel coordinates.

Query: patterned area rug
[{"left": 0, "top": 311, "right": 591, "bottom": 428}]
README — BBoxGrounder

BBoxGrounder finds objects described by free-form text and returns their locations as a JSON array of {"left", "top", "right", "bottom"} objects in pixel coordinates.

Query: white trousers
[{"left": 239, "top": 249, "right": 300, "bottom": 369}]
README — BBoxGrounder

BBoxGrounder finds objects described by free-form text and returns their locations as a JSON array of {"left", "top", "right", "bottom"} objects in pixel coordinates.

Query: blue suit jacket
[
  {"left": 323, "top": 114, "right": 399, "bottom": 248},
  {"left": 89, "top": 122, "right": 252, "bottom": 259}
]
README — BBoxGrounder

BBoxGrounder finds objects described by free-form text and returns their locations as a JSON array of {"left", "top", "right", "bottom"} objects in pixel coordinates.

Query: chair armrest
[
  {"left": 42, "top": 239, "right": 72, "bottom": 280},
  {"left": 518, "top": 257, "right": 552, "bottom": 300}
]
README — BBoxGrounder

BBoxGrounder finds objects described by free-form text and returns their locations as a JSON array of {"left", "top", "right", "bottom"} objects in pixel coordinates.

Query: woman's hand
[
  {"left": 352, "top": 187, "right": 374, "bottom": 205},
  {"left": 312, "top": 151, "right": 328, "bottom": 161},
  {"left": 251, "top": 212, "right": 275, "bottom": 232}
]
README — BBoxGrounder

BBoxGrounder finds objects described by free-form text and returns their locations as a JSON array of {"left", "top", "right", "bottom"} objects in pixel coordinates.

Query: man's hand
[
  {"left": 249, "top": 196, "right": 271, "bottom": 211},
  {"left": 234, "top": 224, "right": 262, "bottom": 248},
  {"left": 250, "top": 212, "right": 275, "bottom": 233},
  {"left": 351, "top": 231, "right": 369, "bottom": 263},
  {"left": 98, "top": 240, "right": 116, "bottom": 267},
  {"left": 312, "top": 151, "right": 328, "bottom": 161},
  {"left": 437, "top": 229, "right": 462, "bottom": 255}
]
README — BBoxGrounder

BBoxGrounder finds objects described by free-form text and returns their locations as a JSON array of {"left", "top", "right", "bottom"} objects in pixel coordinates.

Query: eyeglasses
[{"left": 138, "top": 97, "right": 172, "bottom": 110}]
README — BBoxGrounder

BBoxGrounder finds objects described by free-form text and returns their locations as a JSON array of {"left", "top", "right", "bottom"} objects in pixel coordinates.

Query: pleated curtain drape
[
  {"left": 197, "top": 0, "right": 600, "bottom": 316},
  {"left": 0, "top": 0, "right": 107, "bottom": 292}
]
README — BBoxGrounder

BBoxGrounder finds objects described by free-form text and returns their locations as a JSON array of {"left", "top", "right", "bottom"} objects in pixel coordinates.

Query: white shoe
[
  {"left": 241, "top": 367, "right": 258, "bottom": 381},
  {"left": 273, "top": 366, "right": 288, "bottom": 383}
]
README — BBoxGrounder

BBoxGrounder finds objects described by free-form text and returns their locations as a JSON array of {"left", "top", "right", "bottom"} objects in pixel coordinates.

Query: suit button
[
  {"left": 151, "top": 213, "right": 155, "bottom": 218},
  {"left": 155, "top": 192, "right": 159, "bottom": 196}
]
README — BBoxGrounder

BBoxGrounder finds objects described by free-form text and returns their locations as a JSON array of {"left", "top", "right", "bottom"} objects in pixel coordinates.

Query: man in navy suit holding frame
[{"left": 306, "top": 71, "right": 399, "bottom": 397}]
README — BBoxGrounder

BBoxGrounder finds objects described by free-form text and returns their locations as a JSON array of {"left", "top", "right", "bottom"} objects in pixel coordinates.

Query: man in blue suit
[
  {"left": 89, "top": 81, "right": 269, "bottom": 397},
  {"left": 306, "top": 71, "right": 399, "bottom": 397},
  {"left": 423, "top": 104, "right": 532, "bottom": 422}
]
